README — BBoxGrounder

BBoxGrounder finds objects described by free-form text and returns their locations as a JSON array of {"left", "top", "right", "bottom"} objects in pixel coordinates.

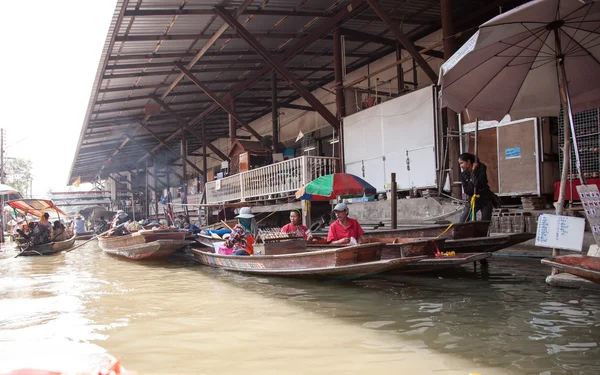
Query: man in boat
[
  {"left": 327, "top": 203, "right": 364, "bottom": 246},
  {"left": 74, "top": 215, "right": 87, "bottom": 234},
  {"left": 95, "top": 216, "right": 110, "bottom": 235},
  {"left": 183, "top": 219, "right": 200, "bottom": 234},
  {"left": 223, "top": 207, "right": 257, "bottom": 256},
  {"left": 110, "top": 210, "right": 130, "bottom": 236},
  {"left": 31, "top": 213, "right": 53, "bottom": 245}
]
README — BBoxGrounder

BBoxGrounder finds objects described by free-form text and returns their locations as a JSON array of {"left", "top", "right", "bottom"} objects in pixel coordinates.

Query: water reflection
[{"left": 0, "top": 242, "right": 599, "bottom": 374}]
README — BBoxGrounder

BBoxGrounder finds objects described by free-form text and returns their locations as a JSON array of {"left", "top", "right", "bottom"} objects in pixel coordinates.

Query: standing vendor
[
  {"left": 327, "top": 203, "right": 364, "bottom": 245},
  {"left": 458, "top": 152, "right": 494, "bottom": 222}
]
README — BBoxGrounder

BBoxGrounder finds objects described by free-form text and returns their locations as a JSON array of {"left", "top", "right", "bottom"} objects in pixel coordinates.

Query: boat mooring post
[{"left": 391, "top": 173, "right": 397, "bottom": 229}]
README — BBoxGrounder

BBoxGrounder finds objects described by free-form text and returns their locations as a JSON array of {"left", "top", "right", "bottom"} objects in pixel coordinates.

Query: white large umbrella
[{"left": 439, "top": 0, "right": 600, "bottom": 215}]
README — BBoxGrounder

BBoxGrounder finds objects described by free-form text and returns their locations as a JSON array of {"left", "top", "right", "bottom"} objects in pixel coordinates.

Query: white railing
[
  {"left": 206, "top": 155, "right": 337, "bottom": 204},
  {"left": 149, "top": 194, "right": 203, "bottom": 216}
]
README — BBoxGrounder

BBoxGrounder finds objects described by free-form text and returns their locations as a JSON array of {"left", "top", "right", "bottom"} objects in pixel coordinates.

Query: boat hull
[
  {"left": 75, "top": 231, "right": 95, "bottom": 241},
  {"left": 100, "top": 239, "right": 191, "bottom": 260},
  {"left": 542, "top": 254, "right": 600, "bottom": 284},
  {"left": 394, "top": 252, "right": 492, "bottom": 273},
  {"left": 444, "top": 233, "right": 535, "bottom": 253},
  {"left": 361, "top": 221, "right": 490, "bottom": 240},
  {"left": 17, "top": 235, "right": 76, "bottom": 256},
  {"left": 98, "top": 230, "right": 189, "bottom": 260},
  {"left": 190, "top": 243, "right": 426, "bottom": 278}
]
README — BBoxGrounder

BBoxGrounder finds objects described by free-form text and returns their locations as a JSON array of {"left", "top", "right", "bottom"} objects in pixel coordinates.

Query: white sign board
[{"left": 535, "top": 214, "right": 585, "bottom": 251}]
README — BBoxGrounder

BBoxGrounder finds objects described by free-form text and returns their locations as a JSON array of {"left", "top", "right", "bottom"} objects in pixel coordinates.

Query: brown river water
[{"left": 1, "top": 241, "right": 599, "bottom": 375}]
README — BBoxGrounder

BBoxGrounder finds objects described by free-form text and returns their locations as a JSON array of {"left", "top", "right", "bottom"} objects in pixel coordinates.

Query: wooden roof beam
[
  {"left": 172, "top": 64, "right": 263, "bottom": 140},
  {"left": 366, "top": 0, "right": 438, "bottom": 83},
  {"left": 214, "top": 6, "right": 339, "bottom": 130}
]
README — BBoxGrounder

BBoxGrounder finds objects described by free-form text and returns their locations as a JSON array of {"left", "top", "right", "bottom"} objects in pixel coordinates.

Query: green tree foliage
[{"left": 4, "top": 157, "right": 33, "bottom": 195}]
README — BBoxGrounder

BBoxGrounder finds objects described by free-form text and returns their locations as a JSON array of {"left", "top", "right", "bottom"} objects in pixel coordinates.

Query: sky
[{"left": 0, "top": 0, "right": 118, "bottom": 197}]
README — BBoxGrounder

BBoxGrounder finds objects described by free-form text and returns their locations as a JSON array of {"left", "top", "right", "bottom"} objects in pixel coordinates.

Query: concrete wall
[{"left": 347, "top": 197, "right": 463, "bottom": 224}]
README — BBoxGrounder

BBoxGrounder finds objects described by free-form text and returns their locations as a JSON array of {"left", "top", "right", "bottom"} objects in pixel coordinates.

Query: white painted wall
[{"left": 343, "top": 86, "right": 437, "bottom": 192}]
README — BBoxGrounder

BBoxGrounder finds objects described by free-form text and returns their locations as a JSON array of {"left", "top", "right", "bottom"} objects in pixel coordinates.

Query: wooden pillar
[
  {"left": 396, "top": 45, "right": 404, "bottom": 94},
  {"left": 145, "top": 161, "right": 149, "bottom": 220},
  {"left": 441, "top": 0, "right": 462, "bottom": 198},
  {"left": 412, "top": 59, "right": 418, "bottom": 90},
  {"left": 391, "top": 173, "right": 397, "bottom": 229},
  {"left": 180, "top": 138, "right": 189, "bottom": 221},
  {"left": 271, "top": 72, "right": 279, "bottom": 152},
  {"left": 153, "top": 161, "right": 159, "bottom": 221},
  {"left": 333, "top": 28, "right": 345, "bottom": 171}
]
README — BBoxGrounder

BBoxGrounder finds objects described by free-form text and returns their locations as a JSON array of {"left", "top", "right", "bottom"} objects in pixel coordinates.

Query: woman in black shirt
[{"left": 458, "top": 153, "right": 493, "bottom": 222}]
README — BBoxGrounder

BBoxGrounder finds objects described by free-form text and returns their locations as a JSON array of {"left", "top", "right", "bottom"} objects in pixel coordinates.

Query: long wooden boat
[
  {"left": 360, "top": 221, "right": 491, "bottom": 240},
  {"left": 196, "top": 233, "right": 225, "bottom": 248},
  {"left": 397, "top": 252, "right": 492, "bottom": 273},
  {"left": 15, "top": 235, "right": 76, "bottom": 256},
  {"left": 8, "top": 198, "right": 75, "bottom": 256},
  {"left": 444, "top": 233, "right": 535, "bottom": 253},
  {"left": 190, "top": 243, "right": 428, "bottom": 278},
  {"left": 310, "top": 237, "right": 445, "bottom": 259},
  {"left": 542, "top": 255, "right": 600, "bottom": 284},
  {"left": 98, "top": 229, "right": 190, "bottom": 260},
  {"left": 75, "top": 231, "right": 95, "bottom": 241},
  {"left": 309, "top": 237, "right": 494, "bottom": 273}
]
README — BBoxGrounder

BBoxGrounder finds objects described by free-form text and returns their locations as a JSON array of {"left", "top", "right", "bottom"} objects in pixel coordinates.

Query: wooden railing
[{"left": 205, "top": 156, "right": 337, "bottom": 204}]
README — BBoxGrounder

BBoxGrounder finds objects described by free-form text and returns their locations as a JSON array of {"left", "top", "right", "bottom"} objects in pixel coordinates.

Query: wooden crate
[{"left": 254, "top": 239, "right": 307, "bottom": 255}]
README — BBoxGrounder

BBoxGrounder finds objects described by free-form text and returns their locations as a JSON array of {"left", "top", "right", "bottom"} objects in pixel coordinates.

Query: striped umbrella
[{"left": 295, "top": 173, "right": 377, "bottom": 201}]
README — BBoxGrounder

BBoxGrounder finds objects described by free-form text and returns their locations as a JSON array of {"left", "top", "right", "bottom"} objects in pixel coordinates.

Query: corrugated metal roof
[{"left": 69, "top": 0, "right": 529, "bottom": 184}]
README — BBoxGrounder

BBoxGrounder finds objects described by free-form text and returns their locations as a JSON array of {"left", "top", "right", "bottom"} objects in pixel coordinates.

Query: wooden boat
[
  {"left": 196, "top": 232, "right": 225, "bottom": 248},
  {"left": 309, "top": 237, "right": 494, "bottom": 273},
  {"left": 360, "top": 221, "right": 491, "bottom": 240},
  {"left": 15, "top": 235, "right": 76, "bottom": 256},
  {"left": 8, "top": 199, "right": 76, "bottom": 256},
  {"left": 444, "top": 233, "right": 535, "bottom": 253},
  {"left": 75, "top": 231, "right": 95, "bottom": 241},
  {"left": 397, "top": 252, "right": 492, "bottom": 273},
  {"left": 350, "top": 232, "right": 534, "bottom": 254},
  {"left": 542, "top": 254, "right": 600, "bottom": 284},
  {"left": 311, "top": 237, "right": 445, "bottom": 259},
  {"left": 98, "top": 229, "right": 190, "bottom": 260},
  {"left": 190, "top": 243, "right": 428, "bottom": 278}
]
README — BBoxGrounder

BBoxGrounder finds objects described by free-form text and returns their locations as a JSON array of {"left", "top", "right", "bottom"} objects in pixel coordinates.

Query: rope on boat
[{"left": 436, "top": 223, "right": 454, "bottom": 238}]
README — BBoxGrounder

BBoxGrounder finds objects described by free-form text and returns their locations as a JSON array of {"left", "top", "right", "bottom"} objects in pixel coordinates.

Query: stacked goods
[
  {"left": 259, "top": 228, "right": 303, "bottom": 242},
  {"left": 521, "top": 196, "right": 546, "bottom": 210},
  {"left": 491, "top": 210, "right": 536, "bottom": 234}
]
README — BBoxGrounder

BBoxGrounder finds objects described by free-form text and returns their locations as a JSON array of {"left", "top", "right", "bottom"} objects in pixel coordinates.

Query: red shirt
[
  {"left": 327, "top": 218, "right": 364, "bottom": 242},
  {"left": 281, "top": 223, "right": 308, "bottom": 239}
]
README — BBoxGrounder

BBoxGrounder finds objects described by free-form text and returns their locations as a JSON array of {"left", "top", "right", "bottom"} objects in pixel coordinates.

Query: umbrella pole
[
  {"left": 474, "top": 118, "right": 479, "bottom": 160},
  {"left": 553, "top": 29, "right": 583, "bottom": 273}
]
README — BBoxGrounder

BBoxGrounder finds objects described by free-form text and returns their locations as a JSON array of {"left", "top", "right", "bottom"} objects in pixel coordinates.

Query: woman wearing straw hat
[{"left": 224, "top": 207, "right": 258, "bottom": 256}]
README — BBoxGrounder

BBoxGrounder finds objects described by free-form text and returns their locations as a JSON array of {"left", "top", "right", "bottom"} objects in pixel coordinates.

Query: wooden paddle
[
  {"left": 220, "top": 220, "right": 234, "bottom": 231},
  {"left": 65, "top": 224, "right": 125, "bottom": 253}
]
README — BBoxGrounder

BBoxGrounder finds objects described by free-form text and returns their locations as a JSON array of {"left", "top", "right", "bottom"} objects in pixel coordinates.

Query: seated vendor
[
  {"left": 224, "top": 207, "right": 256, "bottom": 256},
  {"left": 281, "top": 209, "right": 312, "bottom": 240},
  {"left": 52, "top": 220, "right": 70, "bottom": 242},
  {"left": 327, "top": 203, "right": 364, "bottom": 246}
]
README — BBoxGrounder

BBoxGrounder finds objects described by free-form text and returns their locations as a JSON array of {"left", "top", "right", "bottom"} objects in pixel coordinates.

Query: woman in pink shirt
[{"left": 281, "top": 210, "right": 312, "bottom": 240}]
